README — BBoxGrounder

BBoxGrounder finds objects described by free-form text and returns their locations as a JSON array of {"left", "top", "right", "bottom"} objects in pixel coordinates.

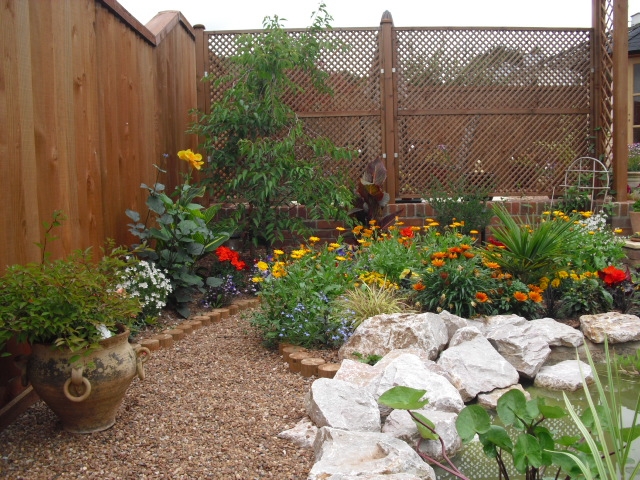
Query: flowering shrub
[
  {"left": 249, "top": 204, "right": 630, "bottom": 348},
  {"left": 118, "top": 260, "right": 173, "bottom": 329},
  {"left": 250, "top": 238, "right": 359, "bottom": 348}
]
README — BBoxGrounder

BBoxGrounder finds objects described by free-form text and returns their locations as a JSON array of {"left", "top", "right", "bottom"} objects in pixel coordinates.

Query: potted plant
[
  {"left": 0, "top": 211, "right": 149, "bottom": 433},
  {"left": 627, "top": 143, "right": 640, "bottom": 192},
  {"left": 630, "top": 200, "right": 640, "bottom": 235}
]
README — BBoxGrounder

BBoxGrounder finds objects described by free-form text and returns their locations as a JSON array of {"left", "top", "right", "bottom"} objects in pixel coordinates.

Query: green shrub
[{"left": 191, "top": 6, "right": 355, "bottom": 251}]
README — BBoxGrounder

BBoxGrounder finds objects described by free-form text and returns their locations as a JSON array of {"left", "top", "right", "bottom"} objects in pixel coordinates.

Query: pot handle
[
  {"left": 14, "top": 354, "right": 30, "bottom": 387},
  {"left": 63, "top": 367, "right": 92, "bottom": 402},
  {"left": 135, "top": 347, "right": 151, "bottom": 381}
]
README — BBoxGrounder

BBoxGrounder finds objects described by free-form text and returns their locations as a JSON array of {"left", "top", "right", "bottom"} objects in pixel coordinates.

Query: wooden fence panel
[{"left": 0, "top": 0, "right": 198, "bottom": 273}]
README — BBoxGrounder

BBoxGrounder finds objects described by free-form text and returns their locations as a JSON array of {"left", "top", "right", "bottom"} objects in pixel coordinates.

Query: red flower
[
  {"left": 487, "top": 237, "right": 506, "bottom": 248},
  {"left": 598, "top": 266, "right": 628, "bottom": 286},
  {"left": 400, "top": 227, "right": 414, "bottom": 238}
]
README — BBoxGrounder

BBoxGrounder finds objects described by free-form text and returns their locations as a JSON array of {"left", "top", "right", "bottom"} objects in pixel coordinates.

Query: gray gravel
[{"left": 0, "top": 311, "right": 326, "bottom": 479}]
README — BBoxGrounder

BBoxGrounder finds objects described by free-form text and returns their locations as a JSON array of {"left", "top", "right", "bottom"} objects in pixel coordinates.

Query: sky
[{"left": 117, "top": 0, "right": 640, "bottom": 31}]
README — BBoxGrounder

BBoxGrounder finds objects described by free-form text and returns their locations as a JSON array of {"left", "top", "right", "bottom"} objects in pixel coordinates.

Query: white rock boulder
[
  {"left": 308, "top": 427, "right": 436, "bottom": 480},
  {"left": 339, "top": 313, "right": 448, "bottom": 361},
  {"left": 305, "top": 378, "right": 381, "bottom": 432}
]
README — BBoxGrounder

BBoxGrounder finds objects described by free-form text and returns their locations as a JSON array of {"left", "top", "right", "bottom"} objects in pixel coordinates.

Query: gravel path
[{"left": 0, "top": 311, "right": 327, "bottom": 479}]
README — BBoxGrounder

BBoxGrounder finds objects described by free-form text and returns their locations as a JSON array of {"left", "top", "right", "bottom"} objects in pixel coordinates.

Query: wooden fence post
[
  {"left": 612, "top": 0, "right": 628, "bottom": 201},
  {"left": 379, "top": 11, "right": 397, "bottom": 202},
  {"left": 194, "top": 24, "right": 207, "bottom": 115}
]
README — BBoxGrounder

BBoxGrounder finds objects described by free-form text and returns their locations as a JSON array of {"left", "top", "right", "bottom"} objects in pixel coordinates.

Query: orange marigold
[
  {"left": 528, "top": 291, "right": 543, "bottom": 303},
  {"left": 484, "top": 262, "right": 500, "bottom": 269},
  {"left": 475, "top": 292, "right": 489, "bottom": 303},
  {"left": 448, "top": 246, "right": 463, "bottom": 254},
  {"left": 431, "top": 259, "right": 446, "bottom": 267},
  {"left": 412, "top": 283, "right": 426, "bottom": 291},
  {"left": 463, "top": 251, "right": 475, "bottom": 259},
  {"left": 513, "top": 291, "right": 528, "bottom": 302},
  {"left": 432, "top": 251, "right": 447, "bottom": 259}
]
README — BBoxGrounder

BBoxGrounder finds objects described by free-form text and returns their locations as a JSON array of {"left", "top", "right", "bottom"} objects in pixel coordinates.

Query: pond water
[{"left": 433, "top": 366, "right": 640, "bottom": 479}]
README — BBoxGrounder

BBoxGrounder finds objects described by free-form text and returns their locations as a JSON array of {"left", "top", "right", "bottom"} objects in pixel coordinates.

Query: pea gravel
[{"left": 0, "top": 310, "right": 335, "bottom": 479}]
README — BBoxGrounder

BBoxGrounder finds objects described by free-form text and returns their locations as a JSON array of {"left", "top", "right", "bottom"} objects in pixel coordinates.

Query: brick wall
[{"left": 217, "top": 199, "right": 634, "bottom": 250}]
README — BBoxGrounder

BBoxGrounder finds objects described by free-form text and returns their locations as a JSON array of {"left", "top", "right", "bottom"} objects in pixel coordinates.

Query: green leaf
[
  {"left": 125, "top": 209, "right": 140, "bottom": 222},
  {"left": 513, "top": 433, "right": 543, "bottom": 473},
  {"left": 539, "top": 404, "right": 566, "bottom": 419},
  {"left": 496, "top": 388, "right": 528, "bottom": 426},
  {"left": 378, "top": 386, "right": 429, "bottom": 410},
  {"left": 411, "top": 412, "right": 439, "bottom": 440},
  {"left": 146, "top": 194, "right": 166, "bottom": 215},
  {"left": 479, "top": 425, "right": 513, "bottom": 452},
  {"left": 456, "top": 405, "right": 491, "bottom": 442}
]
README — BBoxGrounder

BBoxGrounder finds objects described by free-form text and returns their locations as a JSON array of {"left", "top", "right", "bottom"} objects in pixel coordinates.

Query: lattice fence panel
[
  {"left": 205, "top": 28, "right": 381, "bottom": 199},
  {"left": 204, "top": 23, "right": 600, "bottom": 199},
  {"left": 398, "top": 114, "right": 589, "bottom": 197},
  {"left": 394, "top": 27, "right": 592, "bottom": 196}
]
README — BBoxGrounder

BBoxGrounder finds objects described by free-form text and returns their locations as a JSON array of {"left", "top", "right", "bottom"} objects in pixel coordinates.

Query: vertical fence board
[{"left": 0, "top": 1, "right": 198, "bottom": 272}]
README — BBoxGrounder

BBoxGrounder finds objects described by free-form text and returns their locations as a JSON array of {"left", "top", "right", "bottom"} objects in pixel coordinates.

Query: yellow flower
[
  {"left": 273, "top": 249, "right": 284, "bottom": 256},
  {"left": 251, "top": 276, "right": 264, "bottom": 283},
  {"left": 614, "top": 228, "right": 623, "bottom": 234},
  {"left": 335, "top": 256, "right": 346, "bottom": 261},
  {"left": 558, "top": 271, "right": 569, "bottom": 279},
  {"left": 352, "top": 225, "right": 363, "bottom": 234},
  {"left": 336, "top": 226, "right": 346, "bottom": 231},
  {"left": 256, "top": 261, "right": 269, "bottom": 271},
  {"left": 369, "top": 219, "right": 377, "bottom": 226},
  {"left": 551, "top": 278, "right": 561, "bottom": 288},
  {"left": 177, "top": 149, "right": 204, "bottom": 170},
  {"left": 470, "top": 230, "right": 479, "bottom": 235},
  {"left": 309, "top": 236, "right": 320, "bottom": 243}
]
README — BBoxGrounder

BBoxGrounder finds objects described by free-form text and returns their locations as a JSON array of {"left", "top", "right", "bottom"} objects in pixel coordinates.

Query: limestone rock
[
  {"left": 437, "top": 330, "right": 520, "bottom": 402},
  {"left": 370, "top": 353, "right": 464, "bottom": 413},
  {"left": 334, "top": 359, "right": 380, "bottom": 388},
  {"left": 527, "top": 317, "right": 584, "bottom": 347},
  {"left": 437, "top": 310, "right": 469, "bottom": 341},
  {"left": 477, "top": 384, "right": 531, "bottom": 410},
  {"left": 338, "top": 313, "right": 448, "bottom": 361},
  {"left": 580, "top": 312, "right": 640, "bottom": 344},
  {"left": 382, "top": 409, "right": 461, "bottom": 462},
  {"left": 277, "top": 416, "right": 318, "bottom": 449},
  {"left": 482, "top": 314, "right": 528, "bottom": 334},
  {"left": 486, "top": 323, "right": 551, "bottom": 378},
  {"left": 309, "top": 427, "right": 436, "bottom": 480},
  {"left": 533, "top": 360, "right": 592, "bottom": 391},
  {"left": 305, "top": 378, "right": 381, "bottom": 432}
]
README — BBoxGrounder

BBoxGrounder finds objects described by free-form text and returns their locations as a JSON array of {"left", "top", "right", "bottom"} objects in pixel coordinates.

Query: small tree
[{"left": 192, "top": 4, "right": 356, "bottom": 252}]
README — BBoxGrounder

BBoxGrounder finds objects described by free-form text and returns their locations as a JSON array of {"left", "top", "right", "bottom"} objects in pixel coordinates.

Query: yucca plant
[{"left": 485, "top": 204, "right": 581, "bottom": 285}]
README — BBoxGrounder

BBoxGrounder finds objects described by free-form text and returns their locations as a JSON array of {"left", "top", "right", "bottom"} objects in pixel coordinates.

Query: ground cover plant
[{"left": 249, "top": 204, "right": 634, "bottom": 350}]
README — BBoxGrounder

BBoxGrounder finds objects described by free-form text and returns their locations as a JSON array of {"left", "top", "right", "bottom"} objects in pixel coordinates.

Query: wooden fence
[
  {"left": 1, "top": 0, "right": 198, "bottom": 274},
  {"left": 0, "top": 0, "right": 198, "bottom": 421}
]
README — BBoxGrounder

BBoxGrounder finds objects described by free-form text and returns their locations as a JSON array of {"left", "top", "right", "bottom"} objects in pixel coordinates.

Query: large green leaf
[
  {"left": 496, "top": 389, "right": 528, "bottom": 426},
  {"left": 456, "top": 405, "right": 491, "bottom": 442},
  {"left": 513, "top": 433, "right": 543, "bottom": 473},
  {"left": 378, "top": 386, "right": 429, "bottom": 410}
]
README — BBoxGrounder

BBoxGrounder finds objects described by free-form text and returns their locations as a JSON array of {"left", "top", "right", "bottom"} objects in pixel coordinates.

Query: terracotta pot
[
  {"left": 630, "top": 211, "right": 640, "bottom": 235},
  {"left": 27, "top": 326, "right": 149, "bottom": 433}
]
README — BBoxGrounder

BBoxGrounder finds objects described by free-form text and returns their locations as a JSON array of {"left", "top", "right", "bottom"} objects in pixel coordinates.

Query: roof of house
[{"left": 630, "top": 23, "right": 640, "bottom": 54}]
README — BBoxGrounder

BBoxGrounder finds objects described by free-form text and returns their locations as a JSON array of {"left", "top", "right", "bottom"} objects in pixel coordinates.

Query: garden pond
[{"left": 433, "top": 365, "right": 640, "bottom": 479}]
